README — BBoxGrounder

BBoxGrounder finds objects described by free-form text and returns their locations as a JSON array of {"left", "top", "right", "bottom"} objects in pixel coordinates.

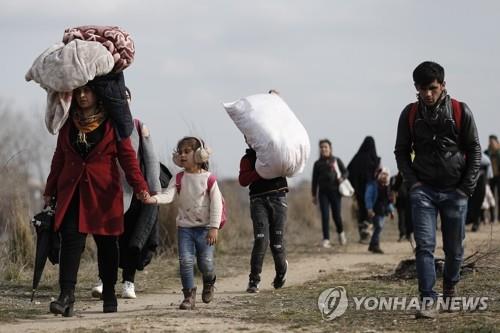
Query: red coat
[{"left": 44, "top": 120, "right": 149, "bottom": 235}]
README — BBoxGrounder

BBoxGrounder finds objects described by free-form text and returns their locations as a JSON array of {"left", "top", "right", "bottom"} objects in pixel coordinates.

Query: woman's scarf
[{"left": 72, "top": 106, "right": 107, "bottom": 146}]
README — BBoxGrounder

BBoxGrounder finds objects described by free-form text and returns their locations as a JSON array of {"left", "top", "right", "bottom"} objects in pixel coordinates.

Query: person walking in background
[
  {"left": 239, "top": 137, "right": 289, "bottom": 293},
  {"left": 91, "top": 87, "right": 161, "bottom": 300},
  {"left": 467, "top": 153, "right": 492, "bottom": 232},
  {"left": 485, "top": 135, "right": 500, "bottom": 222},
  {"left": 347, "top": 136, "right": 381, "bottom": 243},
  {"left": 144, "top": 137, "right": 222, "bottom": 310},
  {"left": 364, "top": 167, "right": 394, "bottom": 254},
  {"left": 312, "top": 139, "right": 348, "bottom": 247},
  {"left": 391, "top": 172, "right": 412, "bottom": 242},
  {"left": 394, "top": 61, "right": 481, "bottom": 319},
  {"left": 44, "top": 84, "right": 149, "bottom": 316}
]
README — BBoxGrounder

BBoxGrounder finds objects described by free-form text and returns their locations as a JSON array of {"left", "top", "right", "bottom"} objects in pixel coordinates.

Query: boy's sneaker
[
  {"left": 246, "top": 280, "right": 260, "bottom": 293},
  {"left": 122, "top": 281, "right": 137, "bottom": 299},
  {"left": 272, "top": 260, "right": 288, "bottom": 289},
  {"left": 91, "top": 279, "right": 103, "bottom": 299},
  {"left": 368, "top": 244, "right": 384, "bottom": 254},
  {"left": 338, "top": 232, "right": 347, "bottom": 245},
  {"left": 321, "top": 239, "right": 331, "bottom": 248}
]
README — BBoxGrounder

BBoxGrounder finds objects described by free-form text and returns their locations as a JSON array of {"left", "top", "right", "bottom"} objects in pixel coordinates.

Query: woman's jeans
[
  {"left": 177, "top": 227, "right": 215, "bottom": 289},
  {"left": 249, "top": 194, "right": 288, "bottom": 283},
  {"left": 318, "top": 190, "right": 344, "bottom": 240},
  {"left": 409, "top": 184, "right": 467, "bottom": 300}
]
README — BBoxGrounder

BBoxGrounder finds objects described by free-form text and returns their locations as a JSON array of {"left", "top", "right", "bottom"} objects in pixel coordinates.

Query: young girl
[{"left": 144, "top": 137, "right": 223, "bottom": 310}]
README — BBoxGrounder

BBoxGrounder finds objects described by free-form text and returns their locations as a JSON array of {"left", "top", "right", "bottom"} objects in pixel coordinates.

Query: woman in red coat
[{"left": 44, "top": 84, "right": 149, "bottom": 316}]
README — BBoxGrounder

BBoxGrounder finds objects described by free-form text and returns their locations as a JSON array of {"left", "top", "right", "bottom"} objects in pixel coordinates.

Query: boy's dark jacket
[{"left": 239, "top": 148, "right": 288, "bottom": 196}]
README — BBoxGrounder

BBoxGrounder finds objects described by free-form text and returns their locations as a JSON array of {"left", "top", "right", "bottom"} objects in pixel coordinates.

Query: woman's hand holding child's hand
[
  {"left": 206, "top": 228, "right": 218, "bottom": 246},
  {"left": 142, "top": 195, "right": 158, "bottom": 205}
]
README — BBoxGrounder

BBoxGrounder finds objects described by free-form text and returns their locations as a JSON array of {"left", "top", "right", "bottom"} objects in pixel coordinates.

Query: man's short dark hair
[
  {"left": 413, "top": 61, "right": 445, "bottom": 87},
  {"left": 489, "top": 135, "right": 498, "bottom": 142}
]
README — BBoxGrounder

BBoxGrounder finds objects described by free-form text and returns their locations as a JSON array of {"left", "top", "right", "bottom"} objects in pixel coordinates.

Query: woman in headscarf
[
  {"left": 44, "top": 83, "right": 149, "bottom": 316},
  {"left": 347, "top": 136, "right": 381, "bottom": 243}
]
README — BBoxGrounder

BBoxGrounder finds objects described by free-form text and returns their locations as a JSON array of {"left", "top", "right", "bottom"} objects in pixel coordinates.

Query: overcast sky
[{"left": 1, "top": 0, "right": 499, "bottom": 181}]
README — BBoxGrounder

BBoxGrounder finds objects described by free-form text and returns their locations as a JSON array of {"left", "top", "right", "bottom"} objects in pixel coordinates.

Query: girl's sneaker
[
  {"left": 122, "top": 281, "right": 136, "bottom": 299},
  {"left": 321, "top": 239, "right": 331, "bottom": 248}
]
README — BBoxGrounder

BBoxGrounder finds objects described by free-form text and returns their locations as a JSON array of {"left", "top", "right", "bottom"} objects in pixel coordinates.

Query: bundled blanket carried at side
[
  {"left": 224, "top": 93, "right": 311, "bottom": 179},
  {"left": 63, "top": 25, "right": 135, "bottom": 73}
]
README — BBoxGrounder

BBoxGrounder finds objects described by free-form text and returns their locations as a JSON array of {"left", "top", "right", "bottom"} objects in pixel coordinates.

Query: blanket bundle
[
  {"left": 26, "top": 26, "right": 135, "bottom": 137},
  {"left": 63, "top": 25, "right": 135, "bottom": 73}
]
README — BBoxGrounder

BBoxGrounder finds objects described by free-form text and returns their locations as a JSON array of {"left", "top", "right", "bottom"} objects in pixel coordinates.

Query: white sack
[{"left": 224, "top": 93, "right": 310, "bottom": 179}]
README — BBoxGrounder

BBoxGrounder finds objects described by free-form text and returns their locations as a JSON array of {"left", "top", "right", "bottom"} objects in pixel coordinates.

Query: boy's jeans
[
  {"left": 369, "top": 215, "right": 385, "bottom": 247},
  {"left": 409, "top": 184, "right": 467, "bottom": 299},
  {"left": 249, "top": 194, "right": 288, "bottom": 283},
  {"left": 178, "top": 227, "right": 215, "bottom": 289}
]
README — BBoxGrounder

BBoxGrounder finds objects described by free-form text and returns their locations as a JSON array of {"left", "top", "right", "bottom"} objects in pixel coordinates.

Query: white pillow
[{"left": 224, "top": 93, "right": 310, "bottom": 179}]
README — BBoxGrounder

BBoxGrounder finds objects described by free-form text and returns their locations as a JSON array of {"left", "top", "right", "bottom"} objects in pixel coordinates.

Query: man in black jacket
[{"left": 394, "top": 61, "right": 481, "bottom": 319}]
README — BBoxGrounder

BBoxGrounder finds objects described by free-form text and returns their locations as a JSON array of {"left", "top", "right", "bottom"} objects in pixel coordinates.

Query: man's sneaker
[
  {"left": 91, "top": 279, "right": 103, "bottom": 299},
  {"left": 272, "top": 260, "right": 288, "bottom": 289},
  {"left": 338, "top": 232, "right": 347, "bottom": 245},
  {"left": 122, "top": 281, "right": 137, "bottom": 299},
  {"left": 441, "top": 285, "right": 457, "bottom": 312},
  {"left": 321, "top": 239, "right": 331, "bottom": 248},
  {"left": 415, "top": 301, "right": 438, "bottom": 319},
  {"left": 246, "top": 280, "right": 260, "bottom": 293}
]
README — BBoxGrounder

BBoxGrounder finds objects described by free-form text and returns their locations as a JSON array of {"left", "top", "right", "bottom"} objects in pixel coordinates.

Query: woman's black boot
[
  {"left": 49, "top": 289, "right": 75, "bottom": 317},
  {"left": 102, "top": 284, "right": 117, "bottom": 313}
]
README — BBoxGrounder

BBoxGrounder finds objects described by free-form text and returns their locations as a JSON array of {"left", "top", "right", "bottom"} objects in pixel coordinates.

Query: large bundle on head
[
  {"left": 63, "top": 25, "right": 135, "bottom": 73},
  {"left": 224, "top": 93, "right": 310, "bottom": 179},
  {"left": 25, "top": 25, "right": 135, "bottom": 137}
]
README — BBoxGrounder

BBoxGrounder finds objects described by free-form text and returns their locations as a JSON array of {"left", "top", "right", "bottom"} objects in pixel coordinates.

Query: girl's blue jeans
[{"left": 177, "top": 227, "right": 215, "bottom": 289}]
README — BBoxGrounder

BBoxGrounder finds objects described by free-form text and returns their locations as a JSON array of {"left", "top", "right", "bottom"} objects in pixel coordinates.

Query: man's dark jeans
[
  {"left": 410, "top": 184, "right": 467, "bottom": 300},
  {"left": 249, "top": 194, "right": 287, "bottom": 283}
]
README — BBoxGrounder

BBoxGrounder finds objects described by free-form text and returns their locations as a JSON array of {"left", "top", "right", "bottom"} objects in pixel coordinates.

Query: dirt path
[{"left": 2, "top": 224, "right": 497, "bottom": 332}]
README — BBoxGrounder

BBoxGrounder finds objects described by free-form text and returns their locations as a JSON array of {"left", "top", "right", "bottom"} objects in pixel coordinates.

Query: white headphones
[{"left": 172, "top": 137, "right": 211, "bottom": 167}]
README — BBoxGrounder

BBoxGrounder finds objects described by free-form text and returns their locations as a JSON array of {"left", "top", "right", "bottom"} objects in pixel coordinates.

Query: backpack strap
[
  {"left": 408, "top": 99, "right": 462, "bottom": 139},
  {"left": 408, "top": 102, "right": 418, "bottom": 139},
  {"left": 450, "top": 98, "right": 462, "bottom": 132},
  {"left": 175, "top": 172, "right": 184, "bottom": 194},
  {"left": 207, "top": 174, "right": 217, "bottom": 193}
]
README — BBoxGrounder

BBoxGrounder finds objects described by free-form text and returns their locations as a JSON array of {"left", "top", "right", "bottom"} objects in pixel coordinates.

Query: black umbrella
[{"left": 30, "top": 204, "right": 59, "bottom": 302}]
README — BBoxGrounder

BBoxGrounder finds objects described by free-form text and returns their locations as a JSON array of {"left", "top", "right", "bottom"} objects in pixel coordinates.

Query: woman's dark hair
[
  {"left": 413, "top": 61, "right": 445, "bottom": 86},
  {"left": 319, "top": 139, "right": 332, "bottom": 158},
  {"left": 319, "top": 139, "right": 332, "bottom": 148}
]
